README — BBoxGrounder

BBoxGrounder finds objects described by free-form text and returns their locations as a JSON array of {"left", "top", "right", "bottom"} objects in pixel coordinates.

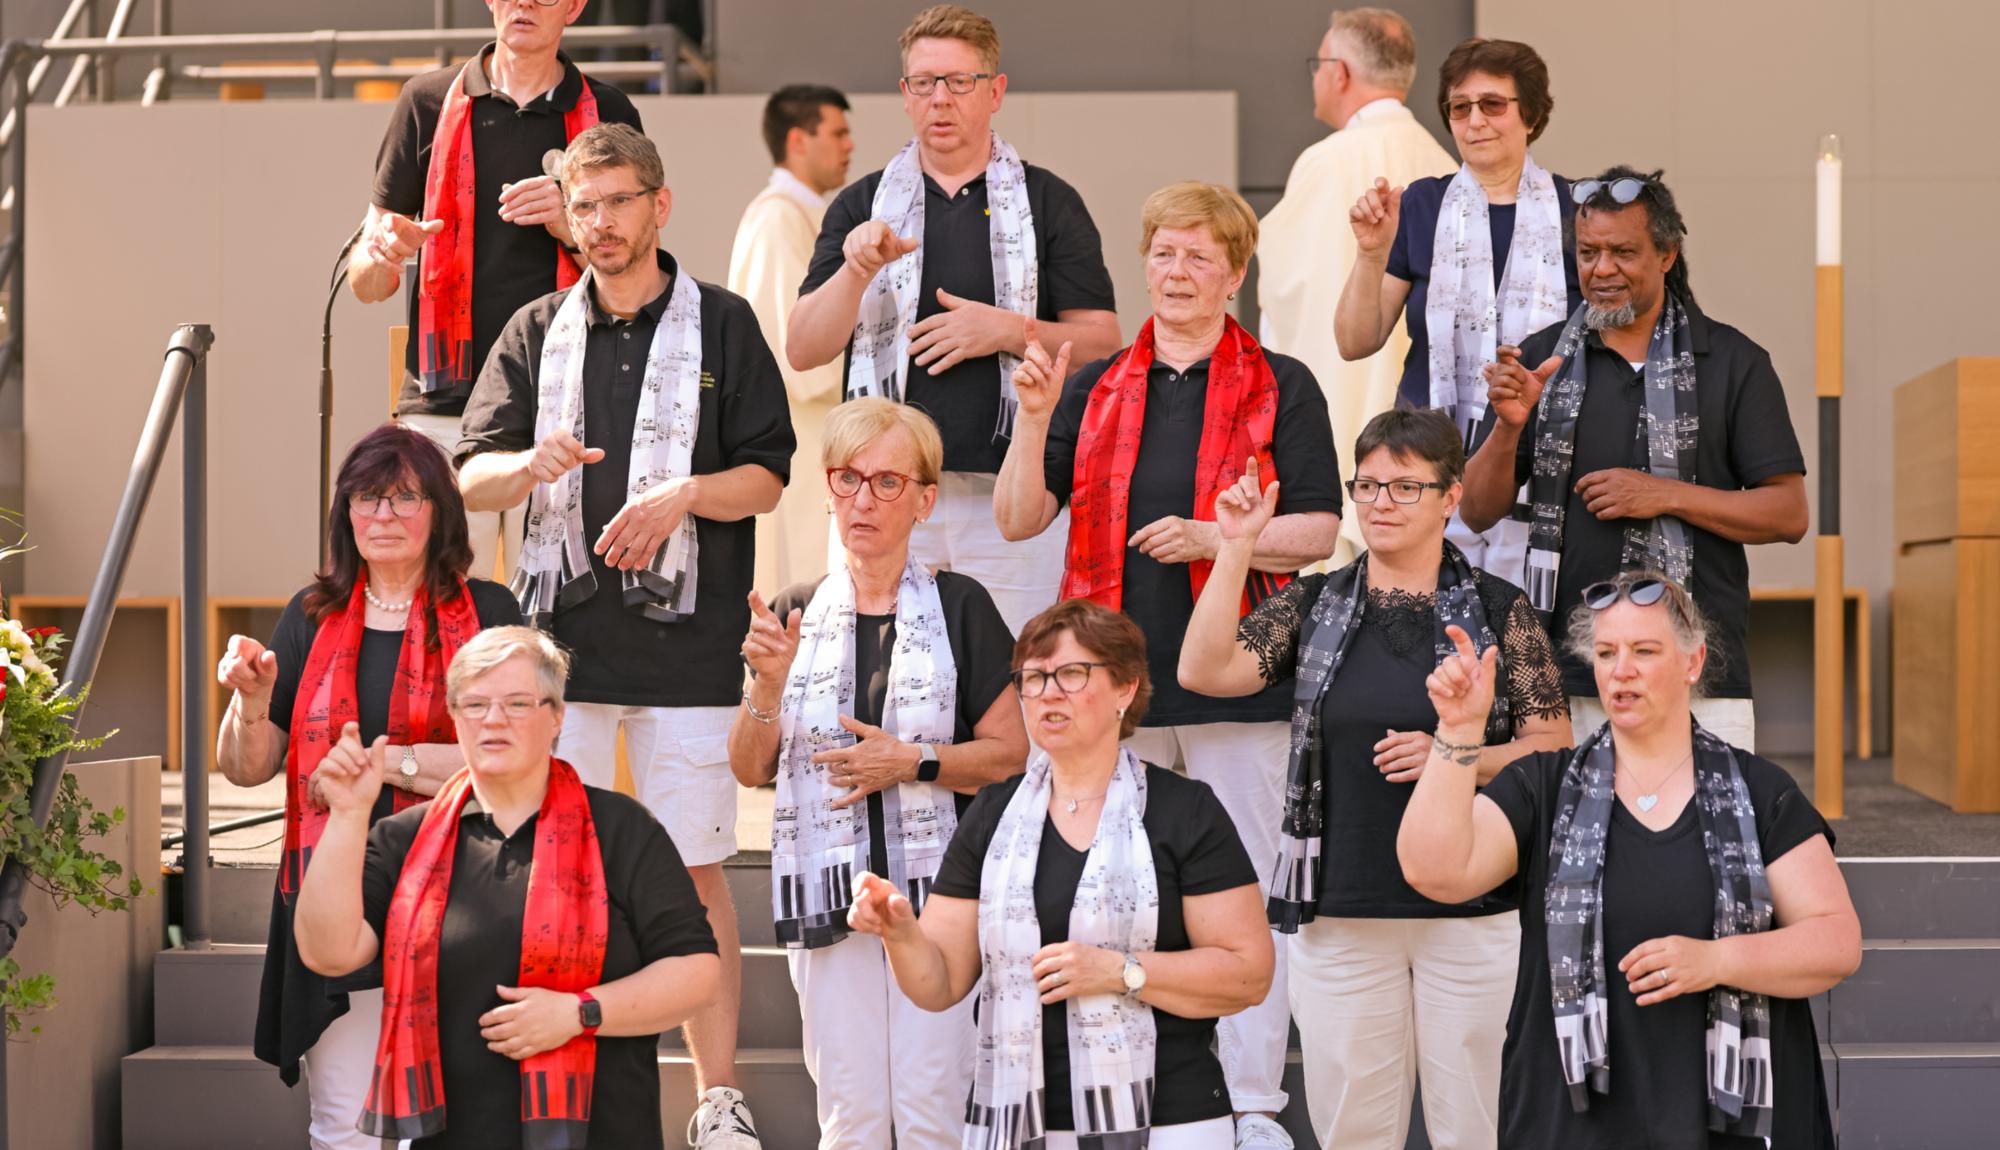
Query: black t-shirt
[
  {"left": 372, "top": 47, "right": 643, "bottom": 417},
  {"left": 458, "top": 251, "right": 797, "bottom": 706},
  {"left": 1481, "top": 750, "right": 1836, "bottom": 1150},
  {"left": 931, "top": 766, "right": 1259, "bottom": 1131},
  {"left": 1482, "top": 301, "right": 1806, "bottom": 698},
  {"left": 1238, "top": 569, "right": 1567, "bottom": 917},
  {"left": 800, "top": 164, "right": 1118, "bottom": 474},
  {"left": 1039, "top": 351, "right": 1343, "bottom": 726},
  {"left": 769, "top": 570, "right": 1017, "bottom": 881},
  {"left": 1385, "top": 173, "right": 1585, "bottom": 409},
  {"left": 362, "top": 786, "right": 719, "bottom": 1150}
]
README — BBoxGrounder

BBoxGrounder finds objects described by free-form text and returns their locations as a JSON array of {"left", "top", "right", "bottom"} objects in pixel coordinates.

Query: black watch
[
  {"left": 915, "top": 742, "right": 941, "bottom": 784},
  {"left": 577, "top": 991, "right": 602, "bottom": 1035}
]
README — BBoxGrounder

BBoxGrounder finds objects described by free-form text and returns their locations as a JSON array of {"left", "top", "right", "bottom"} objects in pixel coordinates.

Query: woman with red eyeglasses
[{"left": 726, "top": 396, "right": 1028, "bottom": 1149}]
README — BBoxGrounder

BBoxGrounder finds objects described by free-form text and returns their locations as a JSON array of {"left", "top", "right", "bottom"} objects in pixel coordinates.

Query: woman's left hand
[
  {"left": 813, "top": 714, "right": 919, "bottom": 809},
  {"left": 1030, "top": 941, "right": 1127, "bottom": 1004},
  {"left": 1619, "top": 935, "right": 1722, "bottom": 1006},
  {"left": 1373, "top": 729, "right": 1433, "bottom": 782},
  {"left": 1129, "top": 516, "right": 1219, "bottom": 565},
  {"left": 479, "top": 985, "right": 585, "bottom": 1060}
]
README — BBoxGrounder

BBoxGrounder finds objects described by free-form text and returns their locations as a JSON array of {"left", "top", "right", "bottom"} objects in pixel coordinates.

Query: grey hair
[
  {"left": 1329, "top": 7, "right": 1420, "bottom": 92},
  {"left": 1562, "top": 572, "right": 1715, "bottom": 695},
  {"left": 445, "top": 625, "right": 571, "bottom": 707},
  {"left": 560, "top": 122, "right": 666, "bottom": 196}
]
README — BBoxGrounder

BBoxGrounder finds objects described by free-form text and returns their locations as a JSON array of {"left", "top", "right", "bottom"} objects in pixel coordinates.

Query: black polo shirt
[
  {"left": 1042, "top": 350, "right": 1343, "bottom": 726},
  {"left": 372, "top": 46, "right": 643, "bottom": 418},
  {"left": 1478, "top": 299, "right": 1805, "bottom": 698},
  {"left": 361, "top": 785, "right": 718, "bottom": 1150},
  {"left": 800, "top": 163, "right": 1118, "bottom": 475},
  {"left": 457, "top": 251, "right": 797, "bottom": 706}
]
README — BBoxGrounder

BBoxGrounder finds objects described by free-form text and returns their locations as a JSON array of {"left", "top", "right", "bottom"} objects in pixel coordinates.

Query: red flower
[{"left": 25, "top": 627, "right": 59, "bottom": 640}]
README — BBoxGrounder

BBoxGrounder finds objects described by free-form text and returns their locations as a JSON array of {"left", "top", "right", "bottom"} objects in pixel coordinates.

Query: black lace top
[{"left": 1237, "top": 569, "right": 1569, "bottom": 917}]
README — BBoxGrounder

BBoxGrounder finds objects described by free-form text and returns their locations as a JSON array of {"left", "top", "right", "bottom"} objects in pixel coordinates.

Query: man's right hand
[
  {"left": 217, "top": 634, "right": 279, "bottom": 704},
  {"left": 842, "top": 220, "right": 920, "bottom": 282},
  {"left": 524, "top": 429, "right": 606, "bottom": 485},
  {"left": 360, "top": 212, "right": 445, "bottom": 277},
  {"left": 1482, "top": 345, "right": 1563, "bottom": 429},
  {"left": 1011, "top": 318, "right": 1071, "bottom": 427},
  {"left": 1350, "top": 177, "right": 1403, "bottom": 258}
]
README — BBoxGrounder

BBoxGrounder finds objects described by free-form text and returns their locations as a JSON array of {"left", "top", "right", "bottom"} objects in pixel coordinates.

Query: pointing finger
[{"left": 1444, "top": 623, "right": 1478, "bottom": 662}]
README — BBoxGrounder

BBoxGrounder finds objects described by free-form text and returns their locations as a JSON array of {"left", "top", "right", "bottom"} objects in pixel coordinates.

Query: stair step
[
  {"left": 1828, "top": 940, "right": 2000, "bottom": 1043},
  {"left": 1839, "top": 858, "right": 2000, "bottom": 940},
  {"left": 662, "top": 946, "right": 800, "bottom": 1050},
  {"left": 155, "top": 944, "right": 266, "bottom": 1046},
  {"left": 1831, "top": 1042, "right": 2000, "bottom": 1150},
  {"left": 121, "top": 1045, "right": 307, "bottom": 1150}
]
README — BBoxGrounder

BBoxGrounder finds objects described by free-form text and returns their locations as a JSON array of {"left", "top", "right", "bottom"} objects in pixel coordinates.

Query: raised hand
[
  {"left": 1213, "top": 455, "right": 1279, "bottom": 545},
  {"left": 1426, "top": 624, "right": 1499, "bottom": 737},
  {"left": 1482, "top": 345, "right": 1563, "bottom": 429},
  {"left": 846, "top": 870, "right": 918, "bottom": 942},
  {"left": 525, "top": 428, "right": 605, "bottom": 485},
  {"left": 740, "top": 590, "right": 803, "bottom": 686},
  {"left": 217, "top": 634, "right": 279, "bottom": 703},
  {"left": 1011, "top": 318, "right": 1072, "bottom": 426},
  {"left": 1350, "top": 177, "right": 1404, "bottom": 257},
  {"left": 313, "top": 723, "right": 387, "bottom": 817},
  {"left": 842, "top": 220, "right": 920, "bottom": 282},
  {"left": 360, "top": 211, "right": 444, "bottom": 276}
]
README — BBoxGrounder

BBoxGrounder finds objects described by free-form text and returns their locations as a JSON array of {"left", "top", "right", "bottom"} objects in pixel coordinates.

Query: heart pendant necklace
[{"left": 1624, "top": 750, "right": 1693, "bottom": 814}]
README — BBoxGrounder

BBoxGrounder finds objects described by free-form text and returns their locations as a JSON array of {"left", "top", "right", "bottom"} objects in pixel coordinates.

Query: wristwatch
[
  {"left": 576, "top": 990, "right": 602, "bottom": 1037},
  {"left": 1121, "top": 953, "right": 1147, "bottom": 998},
  {"left": 914, "top": 742, "right": 941, "bottom": 784},
  {"left": 399, "top": 746, "right": 420, "bottom": 792}
]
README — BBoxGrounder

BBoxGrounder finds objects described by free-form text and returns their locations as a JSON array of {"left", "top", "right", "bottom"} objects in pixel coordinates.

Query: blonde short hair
[
  {"left": 899, "top": 5, "right": 1001, "bottom": 72},
  {"left": 822, "top": 398, "right": 944, "bottom": 487},
  {"left": 1139, "top": 182, "right": 1260, "bottom": 273},
  {"left": 560, "top": 122, "right": 666, "bottom": 195},
  {"left": 446, "top": 625, "right": 571, "bottom": 708}
]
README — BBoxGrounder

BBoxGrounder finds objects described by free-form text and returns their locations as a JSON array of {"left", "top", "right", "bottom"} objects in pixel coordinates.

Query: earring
[
  {"left": 1118, "top": 706, "right": 1127, "bottom": 719},
  {"left": 1227, "top": 292, "right": 1237, "bottom": 300}
]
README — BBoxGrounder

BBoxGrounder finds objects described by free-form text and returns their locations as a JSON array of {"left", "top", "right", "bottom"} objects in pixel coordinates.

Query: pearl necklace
[{"left": 364, "top": 583, "right": 413, "bottom": 613}]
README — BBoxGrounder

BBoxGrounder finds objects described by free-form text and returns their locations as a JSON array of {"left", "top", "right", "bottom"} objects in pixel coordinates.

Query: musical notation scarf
[
  {"left": 1063, "top": 316, "right": 1285, "bottom": 617},
  {"left": 1546, "top": 721, "right": 1775, "bottom": 1137},
  {"left": 280, "top": 574, "right": 478, "bottom": 897},
  {"left": 1521, "top": 294, "right": 1698, "bottom": 616},
  {"left": 418, "top": 55, "right": 599, "bottom": 394},
  {"left": 846, "top": 132, "right": 1037, "bottom": 440},
  {"left": 360, "top": 758, "right": 609, "bottom": 1146},
  {"left": 969, "top": 748, "right": 1159, "bottom": 1150},
  {"left": 514, "top": 265, "right": 704, "bottom": 628},
  {"left": 770, "top": 557, "right": 958, "bottom": 949}
]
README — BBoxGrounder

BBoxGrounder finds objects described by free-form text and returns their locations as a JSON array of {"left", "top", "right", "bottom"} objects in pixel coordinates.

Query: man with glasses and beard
[
  {"left": 456, "top": 123, "right": 795, "bottom": 1150},
  {"left": 1459, "top": 167, "right": 1807, "bottom": 749}
]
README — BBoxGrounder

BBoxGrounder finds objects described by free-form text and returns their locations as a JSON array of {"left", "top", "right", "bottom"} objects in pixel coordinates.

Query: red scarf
[
  {"left": 418, "top": 55, "right": 600, "bottom": 393},
  {"left": 361, "top": 758, "right": 609, "bottom": 1145},
  {"left": 280, "top": 574, "right": 480, "bottom": 897},
  {"left": 1063, "top": 316, "right": 1287, "bottom": 616}
]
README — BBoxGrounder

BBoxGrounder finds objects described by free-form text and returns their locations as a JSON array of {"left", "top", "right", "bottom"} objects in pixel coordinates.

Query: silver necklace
[
  {"left": 1621, "top": 750, "right": 1693, "bottom": 813},
  {"left": 1057, "top": 791, "right": 1107, "bottom": 815},
  {"left": 364, "top": 583, "right": 412, "bottom": 613}
]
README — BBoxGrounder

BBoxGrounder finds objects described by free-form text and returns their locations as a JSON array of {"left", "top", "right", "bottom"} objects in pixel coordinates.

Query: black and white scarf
[
  {"left": 847, "top": 133, "right": 1037, "bottom": 440},
  {"left": 770, "top": 557, "right": 958, "bottom": 949},
  {"left": 514, "top": 265, "right": 702, "bottom": 626},
  {"left": 1520, "top": 294, "right": 1699, "bottom": 615},
  {"left": 1546, "top": 720, "right": 1774, "bottom": 1137},
  {"left": 970, "top": 748, "right": 1158, "bottom": 1150},
  {"left": 1269, "top": 543, "right": 1506, "bottom": 932}
]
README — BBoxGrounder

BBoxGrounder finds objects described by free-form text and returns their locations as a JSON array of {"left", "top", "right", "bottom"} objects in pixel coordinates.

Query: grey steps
[
  {"left": 1826, "top": 939, "right": 2000, "bottom": 1043},
  {"left": 661, "top": 945, "right": 800, "bottom": 1050},
  {"left": 1830, "top": 1042, "right": 2000, "bottom": 1150},
  {"left": 1839, "top": 858, "right": 2000, "bottom": 940},
  {"left": 121, "top": 1045, "right": 307, "bottom": 1150},
  {"left": 154, "top": 944, "right": 265, "bottom": 1045}
]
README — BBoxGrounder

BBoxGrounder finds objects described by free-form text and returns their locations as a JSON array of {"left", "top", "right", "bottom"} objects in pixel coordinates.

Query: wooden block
[
  {"left": 389, "top": 325, "right": 408, "bottom": 418},
  {"left": 1894, "top": 358, "right": 2000, "bottom": 545},
  {"left": 353, "top": 80, "right": 403, "bottom": 103},
  {"left": 1894, "top": 539, "right": 2000, "bottom": 811},
  {"left": 1815, "top": 266, "right": 1843, "bottom": 398}
]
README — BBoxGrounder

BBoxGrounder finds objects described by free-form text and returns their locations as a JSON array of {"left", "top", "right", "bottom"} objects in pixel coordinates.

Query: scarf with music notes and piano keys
[
  {"left": 360, "top": 757, "right": 608, "bottom": 1147},
  {"left": 1063, "top": 315, "right": 1287, "bottom": 617}
]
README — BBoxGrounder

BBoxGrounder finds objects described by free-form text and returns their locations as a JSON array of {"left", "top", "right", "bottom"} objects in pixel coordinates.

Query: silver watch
[
  {"left": 1120, "top": 952, "right": 1147, "bottom": 998},
  {"left": 399, "top": 746, "right": 421, "bottom": 792}
]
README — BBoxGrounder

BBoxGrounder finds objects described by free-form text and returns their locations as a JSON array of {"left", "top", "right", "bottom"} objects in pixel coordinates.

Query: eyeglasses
[
  {"left": 827, "top": 467, "right": 921, "bottom": 502},
  {"left": 1444, "top": 95, "right": 1520, "bottom": 121},
  {"left": 566, "top": 188, "right": 657, "bottom": 221},
  {"left": 901, "top": 72, "right": 993, "bottom": 97},
  {"left": 1346, "top": 478, "right": 1450, "bottom": 505},
  {"left": 452, "top": 695, "right": 553, "bottom": 721},
  {"left": 1011, "top": 661, "right": 1107, "bottom": 698},
  {"left": 349, "top": 490, "right": 429, "bottom": 518},
  {"left": 1571, "top": 177, "right": 1649, "bottom": 206},
  {"left": 1306, "top": 56, "right": 1341, "bottom": 75},
  {"left": 1582, "top": 577, "right": 1670, "bottom": 611},
  {"left": 502, "top": 0, "right": 565, "bottom": 7}
]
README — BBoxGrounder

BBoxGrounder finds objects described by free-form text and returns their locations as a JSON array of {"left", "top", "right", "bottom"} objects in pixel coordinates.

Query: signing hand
[
  {"left": 1482, "top": 345, "right": 1563, "bottom": 430},
  {"left": 842, "top": 220, "right": 920, "bottom": 281},
  {"left": 909, "top": 289, "right": 1020, "bottom": 376},
  {"left": 314, "top": 723, "right": 387, "bottom": 817},
  {"left": 1129, "top": 516, "right": 1220, "bottom": 566},
  {"left": 497, "top": 175, "right": 566, "bottom": 229},
  {"left": 813, "top": 715, "right": 920, "bottom": 810},
  {"left": 1350, "top": 177, "right": 1403, "bottom": 257},
  {"left": 479, "top": 985, "right": 584, "bottom": 1060},
  {"left": 1426, "top": 624, "right": 1499, "bottom": 736},
  {"left": 847, "top": 871, "right": 920, "bottom": 942},
  {"left": 217, "top": 633, "right": 279, "bottom": 705},
  {"left": 1030, "top": 941, "right": 1127, "bottom": 1004},
  {"left": 1574, "top": 468, "right": 1678, "bottom": 522},
  {"left": 1618, "top": 935, "right": 1722, "bottom": 1006},
  {"left": 1374, "top": 729, "right": 1434, "bottom": 783},
  {"left": 596, "top": 476, "right": 697, "bottom": 571},
  {"left": 1213, "top": 455, "right": 1280, "bottom": 545},
  {"left": 740, "top": 591, "right": 803, "bottom": 685},
  {"left": 1012, "top": 318, "right": 1072, "bottom": 427},
  {"left": 524, "top": 428, "right": 606, "bottom": 485},
  {"left": 359, "top": 211, "right": 444, "bottom": 277}
]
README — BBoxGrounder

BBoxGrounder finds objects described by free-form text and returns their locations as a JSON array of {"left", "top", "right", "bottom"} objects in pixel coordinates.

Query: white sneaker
[
  {"left": 1235, "top": 1113, "right": 1295, "bottom": 1150},
  {"left": 687, "top": 1085, "right": 762, "bottom": 1149}
]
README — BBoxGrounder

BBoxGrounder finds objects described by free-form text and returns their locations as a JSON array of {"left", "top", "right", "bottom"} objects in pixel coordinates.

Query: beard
[
  {"left": 1584, "top": 301, "right": 1637, "bottom": 331},
  {"left": 584, "top": 232, "right": 642, "bottom": 277}
]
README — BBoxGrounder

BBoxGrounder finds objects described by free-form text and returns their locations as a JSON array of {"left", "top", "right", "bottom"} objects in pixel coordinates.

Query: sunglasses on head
[
  {"left": 1582, "top": 577, "right": 1670, "bottom": 611},
  {"left": 1570, "top": 177, "right": 1649, "bottom": 206}
]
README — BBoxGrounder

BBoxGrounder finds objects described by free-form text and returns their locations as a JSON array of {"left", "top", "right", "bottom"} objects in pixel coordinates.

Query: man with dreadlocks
[{"left": 1459, "top": 167, "right": 1807, "bottom": 750}]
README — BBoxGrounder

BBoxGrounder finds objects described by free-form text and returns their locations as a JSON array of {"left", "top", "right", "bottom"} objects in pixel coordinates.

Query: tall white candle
[{"left": 1816, "top": 134, "right": 1842, "bottom": 266}]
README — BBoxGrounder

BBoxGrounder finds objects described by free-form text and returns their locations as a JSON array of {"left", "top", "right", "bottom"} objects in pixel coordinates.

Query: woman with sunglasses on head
[
  {"left": 214, "top": 423, "right": 522, "bottom": 1150},
  {"left": 728, "top": 397, "right": 1028, "bottom": 1149},
  {"left": 849, "top": 598, "right": 1275, "bottom": 1149},
  {"left": 1400, "top": 572, "right": 1857, "bottom": 1150},
  {"left": 1181, "top": 407, "right": 1570, "bottom": 1150},
  {"left": 1334, "top": 37, "right": 1582, "bottom": 589}
]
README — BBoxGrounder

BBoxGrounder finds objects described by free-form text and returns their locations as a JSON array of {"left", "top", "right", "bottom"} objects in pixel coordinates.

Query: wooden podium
[{"left": 1893, "top": 358, "right": 2000, "bottom": 811}]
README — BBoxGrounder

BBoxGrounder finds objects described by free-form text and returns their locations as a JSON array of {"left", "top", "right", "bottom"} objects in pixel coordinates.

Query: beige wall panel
[
  {"left": 1471, "top": 0, "right": 1677, "bottom": 177},
  {"left": 1871, "top": 0, "right": 2000, "bottom": 181}
]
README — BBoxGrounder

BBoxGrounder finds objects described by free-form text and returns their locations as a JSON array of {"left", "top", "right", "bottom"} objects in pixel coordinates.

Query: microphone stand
[{"left": 321, "top": 225, "right": 364, "bottom": 572}]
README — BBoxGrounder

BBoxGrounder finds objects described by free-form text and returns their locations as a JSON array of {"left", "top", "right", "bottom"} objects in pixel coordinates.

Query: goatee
[{"left": 1584, "top": 302, "right": 1637, "bottom": 331}]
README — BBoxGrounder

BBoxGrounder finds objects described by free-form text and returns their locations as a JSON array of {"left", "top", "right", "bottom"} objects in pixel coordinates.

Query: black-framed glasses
[
  {"left": 827, "top": 467, "right": 920, "bottom": 502},
  {"left": 1582, "top": 577, "right": 1669, "bottom": 611},
  {"left": 1306, "top": 56, "right": 1341, "bottom": 75},
  {"left": 1346, "top": 478, "right": 1450, "bottom": 505},
  {"left": 1444, "top": 95, "right": 1519, "bottom": 120},
  {"left": 452, "top": 695, "right": 554, "bottom": 721},
  {"left": 1571, "top": 177, "right": 1649, "bottom": 206},
  {"left": 502, "top": 0, "right": 566, "bottom": 7},
  {"left": 349, "top": 490, "right": 429, "bottom": 518},
  {"left": 566, "top": 187, "right": 658, "bottom": 221},
  {"left": 1011, "top": 662, "right": 1107, "bottom": 699},
  {"left": 901, "top": 72, "right": 992, "bottom": 97}
]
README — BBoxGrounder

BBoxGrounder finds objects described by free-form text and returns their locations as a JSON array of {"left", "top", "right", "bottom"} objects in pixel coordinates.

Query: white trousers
[
  {"left": 1123, "top": 721, "right": 1293, "bottom": 1115},
  {"left": 398, "top": 410, "right": 525, "bottom": 584},
  {"left": 788, "top": 932, "right": 975, "bottom": 1150},
  {"left": 1568, "top": 695, "right": 1758, "bottom": 753},
  {"left": 1443, "top": 510, "right": 1528, "bottom": 589},
  {"left": 1045, "top": 1116, "right": 1235, "bottom": 1148},
  {"left": 1287, "top": 913, "right": 1519, "bottom": 1150},
  {"left": 558, "top": 703, "right": 740, "bottom": 867},
  {"left": 909, "top": 471, "right": 1067, "bottom": 640},
  {"left": 300, "top": 987, "right": 392, "bottom": 1150}
]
